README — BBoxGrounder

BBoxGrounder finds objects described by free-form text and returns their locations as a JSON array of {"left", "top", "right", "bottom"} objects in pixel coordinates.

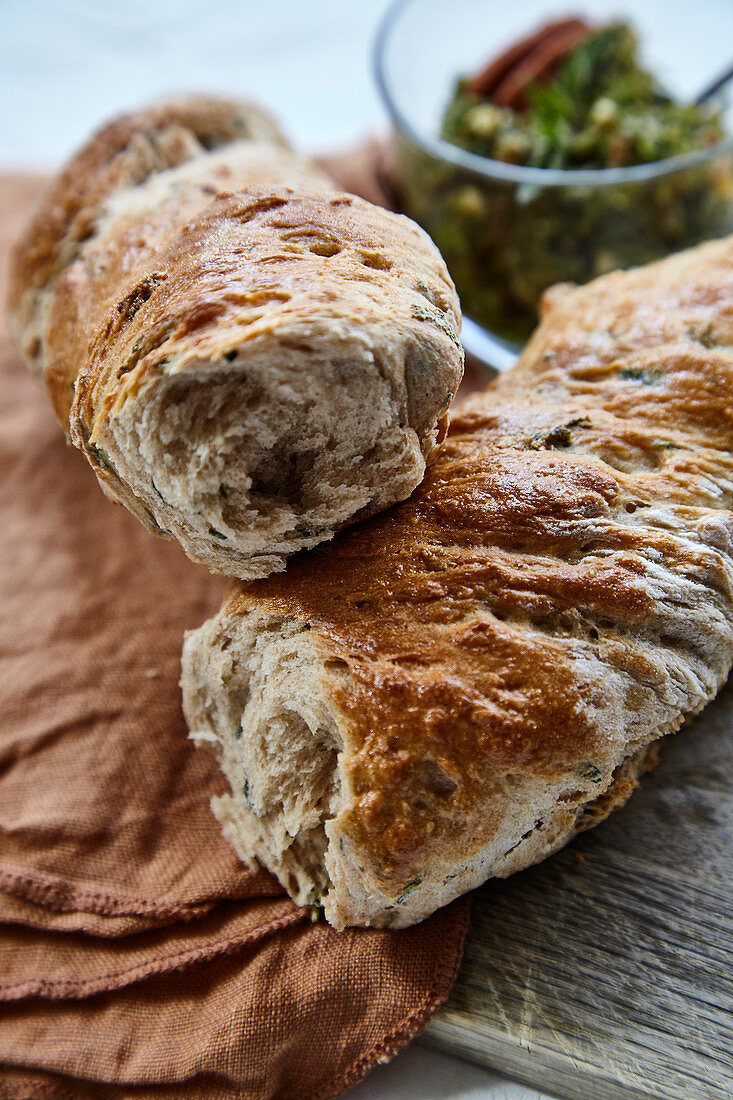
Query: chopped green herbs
[
  {"left": 306, "top": 887, "right": 322, "bottom": 921},
  {"left": 88, "top": 442, "right": 112, "bottom": 471},
  {"left": 576, "top": 761, "right": 603, "bottom": 784},
  {"left": 529, "top": 417, "right": 591, "bottom": 449},
  {"left": 619, "top": 367, "right": 662, "bottom": 384},
  {"left": 531, "top": 425, "right": 571, "bottom": 449},
  {"left": 396, "top": 876, "right": 423, "bottom": 904},
  {"left": 295, "top": 523, "right": 328, "bottom": 540},
  {"left": 410, "top": 302, "right": 461, "bottom": 347},
  {"left": 687, "top": 325, "right": 719, "bottom": 349}
]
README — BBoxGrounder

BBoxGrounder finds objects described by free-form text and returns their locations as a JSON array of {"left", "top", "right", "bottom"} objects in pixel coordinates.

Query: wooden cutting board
[{"left": 423, "top": 681, "right": 733, "bottom": 1099}]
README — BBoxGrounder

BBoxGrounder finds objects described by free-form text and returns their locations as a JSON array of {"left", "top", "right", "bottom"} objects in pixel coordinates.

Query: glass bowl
[{"left": 374, "top": 0, "right": 733, "bottom": 367}]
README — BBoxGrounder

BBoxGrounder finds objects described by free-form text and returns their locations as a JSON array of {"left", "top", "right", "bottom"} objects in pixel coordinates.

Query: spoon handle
[{"left": 695, "top": 60, "right": 733, "bottom": 105}]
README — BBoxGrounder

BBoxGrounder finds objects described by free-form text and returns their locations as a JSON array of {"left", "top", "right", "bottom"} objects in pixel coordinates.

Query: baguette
[
  {"left": 183, "top": 235, "right": 733, "bottom": 928},
  {"left": 8, "top": 97, "right": 462, "bottom": 579}
]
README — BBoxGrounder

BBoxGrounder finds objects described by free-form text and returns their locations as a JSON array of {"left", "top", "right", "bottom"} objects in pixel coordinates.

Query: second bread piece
[
  {"left": 9, "top": 98, "right": 463, "bottom": 579},
  {"left": 182, "top": 234, "right": 733, "bottom": 928}
]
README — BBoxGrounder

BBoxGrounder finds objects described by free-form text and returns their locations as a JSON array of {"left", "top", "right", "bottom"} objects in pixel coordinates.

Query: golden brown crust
[
  {"left": 41, "top": 140, "right": 333, "bottom": 424},
  {"left": 7, "top": 95, "right": 287, "bottom": 345},
  {"left": 69, "top": 187, "right": 460, "bottom": 456},
  {"left": 58, "top": 185, "right": 460, "bottom": 577},
  {"left": 223, "top": 234, "right": 733, "bottom": 902},
  {"left": 8, "top": 98, "right": 462, "bottom": 580}
]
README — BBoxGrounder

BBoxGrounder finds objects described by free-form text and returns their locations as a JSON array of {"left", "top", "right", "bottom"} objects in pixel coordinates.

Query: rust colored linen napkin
[{"left": 0, "top": 166, "right": 470, "bottom": 1100}]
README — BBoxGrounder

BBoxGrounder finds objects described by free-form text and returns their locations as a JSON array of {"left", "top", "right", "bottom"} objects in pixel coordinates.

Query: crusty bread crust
[
  {"left": 182, "top": 234, "right": 733, "bottom": 928},
  {"left": 8, "top": 96, "right": 288, "bottom": 375},
  {"left": 8, "top": 98, "right": 463, "bottom": 579}
]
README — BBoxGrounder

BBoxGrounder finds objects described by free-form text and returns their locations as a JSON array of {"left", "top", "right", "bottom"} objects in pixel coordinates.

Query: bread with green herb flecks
[
  {"left": 183, "top": 234, "right": 733, "bottom": 927},
  {"left": 8, "top": 97, "right": 463, "bottom": 579}
]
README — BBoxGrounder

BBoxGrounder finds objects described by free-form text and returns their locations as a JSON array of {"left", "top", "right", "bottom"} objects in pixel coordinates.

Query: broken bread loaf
[
  {"left": 183, "top": 234, "right": 733, "bottom": 928},
  {"left": 8, "top": 97, "right": 462, "bottom": 579}
]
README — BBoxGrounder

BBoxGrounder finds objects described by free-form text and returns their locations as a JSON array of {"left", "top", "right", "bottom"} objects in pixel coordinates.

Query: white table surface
[{"left": 0, "top": 3, "right": 555, "bottom": 1096}]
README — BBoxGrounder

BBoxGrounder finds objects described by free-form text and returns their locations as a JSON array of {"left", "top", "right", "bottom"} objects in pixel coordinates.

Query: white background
[
  {"left": 0, "top": 3, "right": 556, "bottom": 1096},
  {"left": 2, "top": 0, "right": 397, "bottom": 166}
]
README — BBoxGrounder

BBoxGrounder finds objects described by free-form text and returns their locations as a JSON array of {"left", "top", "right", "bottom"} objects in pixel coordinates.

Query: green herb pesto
[
  {"left": 396, "top": 21, "right": 733, "bottom": 342},
  {"left": 443, "top": 24, "right": 724, "bottom": 171}
]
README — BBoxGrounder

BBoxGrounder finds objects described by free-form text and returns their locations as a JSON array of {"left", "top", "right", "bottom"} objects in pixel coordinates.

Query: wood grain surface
[{"left": 425, "top": 682, "right": 733, "bottom": 1099}]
